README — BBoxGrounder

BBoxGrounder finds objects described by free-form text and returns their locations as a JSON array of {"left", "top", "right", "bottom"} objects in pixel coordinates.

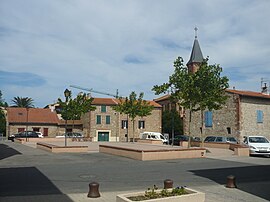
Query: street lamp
[{"left": 64, "top": 88, "right": 71, "bottom": 147}]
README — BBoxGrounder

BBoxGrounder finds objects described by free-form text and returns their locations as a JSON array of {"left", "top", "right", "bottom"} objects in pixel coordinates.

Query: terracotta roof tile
[
  {"left": 92, "top": 98, "right": 119, "bottom": 105},
  {"left": 92, "top": 98, "right": 161, "bottom": 107},
  {"left": 153, "top": 94, "right": 171, "bottom": 102},
  {"left": 226, "top": 89, "right": 270, "bottom": 99},
  {"left": 7, "top": 107, "right": 59, "bottom": 124}
]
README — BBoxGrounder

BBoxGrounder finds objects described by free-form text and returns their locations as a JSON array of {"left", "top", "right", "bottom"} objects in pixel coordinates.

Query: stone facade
[
  {"left": 7, "top": 123, "right": 59, "bottom": 137},
  {"left": 184, "top": 92, "right": 239, "bottom": 140},
  {"left": 183, "top": 90, "right": 270, "bottom": 142},
  {"left": 82, "top": 99, "right": 162, "bottom": 142},
  {"left": 240, "top": 96, "right": 270, "bottom": 139},
  {"left": 6, "top": 107, "right": 61, "bottom": 137}
]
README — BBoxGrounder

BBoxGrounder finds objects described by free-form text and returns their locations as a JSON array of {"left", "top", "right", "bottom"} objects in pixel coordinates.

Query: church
[{"left": 155, "top": 29, "right": 270, "bottom": 142}]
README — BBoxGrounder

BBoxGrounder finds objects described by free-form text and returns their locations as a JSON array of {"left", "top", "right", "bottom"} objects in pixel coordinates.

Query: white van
[{"left": 140, "top": 132, "right": 168, "bottom": 144}]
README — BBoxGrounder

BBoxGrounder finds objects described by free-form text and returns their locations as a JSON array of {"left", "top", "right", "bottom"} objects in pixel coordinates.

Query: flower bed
[{"left": 116, "top": 186, "right": 205, "bottom": 202}]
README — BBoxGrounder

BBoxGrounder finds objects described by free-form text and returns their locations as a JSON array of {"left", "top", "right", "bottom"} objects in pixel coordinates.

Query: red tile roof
[
  {"left": 226, "top": 89, "right": 270, "bottom": 99},
  {"left": 92, "top": 98, "right": 119, "bottom": 105},
  {"left": 7, "top": 107, "right": 59, "bottom": 124},
  {"left": 153, "top": 94, "right": 171, "bottom": 102},
  {"left": 92, "top": 98, "right": 161, "bottom": 108}
]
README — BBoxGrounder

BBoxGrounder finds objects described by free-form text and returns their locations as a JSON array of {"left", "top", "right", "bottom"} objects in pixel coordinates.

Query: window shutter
[
  {"left": 106, "top": 115, "right": 110, "bottom": 124},
  {"left": 101, "top": 105, "right": 106, "bottom": 112},
  {"left": 257, "top": 110, "right": 263, "bottom": 123},
  {"left": 96, "top": 115, "right": 101, "bottom": 124},
  {"left": 204, "top": 111, "right": 213, "bottom": 127}
]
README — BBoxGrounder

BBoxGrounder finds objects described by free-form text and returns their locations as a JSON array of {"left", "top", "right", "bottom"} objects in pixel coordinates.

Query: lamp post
[{"left": 64, "top": 88, "right": 71, "bottom": 147}]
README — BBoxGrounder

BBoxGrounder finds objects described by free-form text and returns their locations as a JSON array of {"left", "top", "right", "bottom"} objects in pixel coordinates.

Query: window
[
  {"left": 227, "top": 127, "right": 231, "bottom": 134},
  {"left": 257, "top": 110, "right": 263, "bottom": 123},
  {"left": 101, "top": 105, "right": 106, "bottom": 112},
  {"left": 96, "top": 115, "right": 101, "bottom": 124},
  {"left": 106, "top": 115, "right": 110, "bottom": 124},
  {"left": 215, "top": 137, "right": 223, "bottom": 142},
  {"left": 138, "top": 120, "right": 145, "bottom": 129},
  {"left": 121, "top": 120, "right": 128, "bottom": 129},
  {"left": 204, "top": 111, "right": 213, "bottom": 127}
]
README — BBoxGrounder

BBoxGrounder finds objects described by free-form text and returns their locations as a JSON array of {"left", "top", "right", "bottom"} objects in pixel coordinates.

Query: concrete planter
[{"left": 116, "top": 188, "right": 205, "bottom": 202}]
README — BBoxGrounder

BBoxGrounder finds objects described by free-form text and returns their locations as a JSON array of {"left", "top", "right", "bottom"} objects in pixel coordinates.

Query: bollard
[
  {"left": 87, "top": 182, "right": 101, "bottom": 198},
  {"left": 226, "top": 175, "right": 237, "bottom": 188},
  {"left": 164, "top": 179, "right": 173, "bottom": 189}
]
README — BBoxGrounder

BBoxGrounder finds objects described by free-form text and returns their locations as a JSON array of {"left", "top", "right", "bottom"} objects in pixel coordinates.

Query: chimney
[{"left": 262, "top": 83, "right": 269, "bottom": 95}]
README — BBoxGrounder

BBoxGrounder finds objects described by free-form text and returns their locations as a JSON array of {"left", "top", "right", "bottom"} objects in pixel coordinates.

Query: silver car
[
  {"left": 204, "top": 136, "right": 237, "bottom": 143},
  {"left": 243, "top": 136, "right": 270, "bottom": 157}
]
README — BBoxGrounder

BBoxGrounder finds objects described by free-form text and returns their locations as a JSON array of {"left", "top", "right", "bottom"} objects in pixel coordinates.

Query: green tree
[
  {"left": 0, "top": 90, "right": 8, "bottom": 136},
  {"left": 162, "top": 109, "right": 183, "bottom": 136},
  {"left": 153, "top": 56, "right": 229, "bottom": 145},
  {"left": 194, "top": 58, "right": 229, "bottom": 143},
  {"left": 0, "top": 90, "right": 8, "bottom": 107},
  {"left": 11, "top": 96, "right": 34, "bottom": 108},
  {"left": 58, "top": 92, "right": 96, "bottom": 121},
  {"left": 58, "top": 91, "right": 96, "bottom": 146},
  {"left": 113, "top": 92, "right": 154, "bottom": 142}
]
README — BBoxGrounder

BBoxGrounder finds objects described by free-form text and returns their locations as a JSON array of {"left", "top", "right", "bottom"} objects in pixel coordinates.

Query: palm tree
[{"left": 11, "top": 97, "right": 35, "bottom": 108}]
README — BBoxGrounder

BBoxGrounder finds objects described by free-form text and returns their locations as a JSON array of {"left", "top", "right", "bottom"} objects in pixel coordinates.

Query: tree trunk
[
  {"left": 201, "top": 110, "right": 204, "bottom": 147},
  {"left": 188, "top": 107, "right": 192, "bottom": 148},
  {"left": 132, "top": 119, "right": 135, "bottom": 143}
]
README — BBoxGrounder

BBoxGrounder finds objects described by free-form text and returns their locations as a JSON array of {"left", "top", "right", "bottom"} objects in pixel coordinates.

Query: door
[
  {"left": 43, "top": 128, "right": 48, "bottom": 137},
  {"left": 98, "top": 132, "right": 109, "bottom": 141}
]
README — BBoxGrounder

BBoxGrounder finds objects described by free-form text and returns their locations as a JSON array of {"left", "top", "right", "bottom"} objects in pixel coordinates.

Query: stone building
[
  {"left": 184, "top": 89, "right": 270, "bottom": 141},
  {"left": 82, "top": 98, "right": 162, "bottom": 142},
  {"left": 6, "top": 107, "right": 60, "bottom": 137},
  {"left": 5, "top": 97, "right": 161, "bottom": 142},
  {"left": 155, "top": 29, "right": 270, "bottom": 142}
]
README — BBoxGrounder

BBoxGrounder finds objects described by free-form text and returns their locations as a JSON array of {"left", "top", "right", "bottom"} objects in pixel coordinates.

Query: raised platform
[
  {"left": 190, "top": 141, "right": 250, "bottom": 156},
  {"left": 37, "top": 142, "right": 88, "bottom": 153},
  {"left": 99, "top": 143, "right": 206, "bottom": 161}
]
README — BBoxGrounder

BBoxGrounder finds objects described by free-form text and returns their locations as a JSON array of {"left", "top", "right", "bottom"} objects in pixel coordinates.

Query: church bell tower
[{"left": 187, "top": 27, "right": 204, "bottom": 73}]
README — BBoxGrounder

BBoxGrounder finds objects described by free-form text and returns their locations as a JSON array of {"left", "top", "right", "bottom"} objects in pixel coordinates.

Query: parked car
[
  {"left": 8, "top": 131, "right": 40, "bottom": 142},
  {"left": 56, "top": 132, "right": 83, "bottom": 138},
  {"left": 192, "top": 137, "right": 201, "bottom": 142},
  {"left": 170, "top": 135, "right": 190, "bottom": 145},
  {"left": 36, "top": 132, "right": 44, "bottom": 138},
  {"left": 243, "top": 136, "right": 270, "bottom": 157},
  {"left": 204, "top": 136, "right": 237, "bottom": 143}
]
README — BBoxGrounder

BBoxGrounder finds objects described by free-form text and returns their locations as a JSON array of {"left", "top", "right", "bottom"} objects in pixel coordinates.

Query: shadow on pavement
[
  {"left": 0, "top": 143, "right": 21, "bottom": 160},
  {"left": 0, "top": 167, "right": 72, "bottom": 201},
  {"left": 190, "top": 165, "right": 270, "bottom": 201}
]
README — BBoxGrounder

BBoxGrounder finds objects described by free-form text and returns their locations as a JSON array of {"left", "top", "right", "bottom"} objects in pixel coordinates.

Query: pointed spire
[
  {"left": 194, "top": 27, "right": 198, "bottom": 39},
  {"left": 187, "top": 27, "right": 204, "bottom": 66}
]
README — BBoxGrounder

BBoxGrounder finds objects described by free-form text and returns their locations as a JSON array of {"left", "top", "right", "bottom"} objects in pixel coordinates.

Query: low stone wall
[
  {"left": 137, "top": 139, "right": 163, "bottom": 145},
  {"left": 37, "top": 142, "right": 88, "bottom": 153},
  {"left": 229, "top": 143, "right": 250, "bottom": 156},
  {"left": 99, "top": 144, "right": 206, "bottom": 161},
  {"left": 188, "top": 141, "right": 250, "bottom": 157},
  {"left": 190, "top": 141, "right": 249, "bottom": 156},
  {"left": 15, "top": 138, "right": 72, "bottom": 144},
  {"left": 202, "top": 142, "right": 230, "bottom": 149}
]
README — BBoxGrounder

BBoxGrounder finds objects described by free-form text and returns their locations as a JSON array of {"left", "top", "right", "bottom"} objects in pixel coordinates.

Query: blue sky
[{"left": 0, "top": 0, "right": 270, "bottom": 107}]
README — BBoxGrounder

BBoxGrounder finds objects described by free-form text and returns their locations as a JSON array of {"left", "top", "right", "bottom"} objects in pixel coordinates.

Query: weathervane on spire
[{"left": 194, "top": 27, "right": 198, "bottom": 39}]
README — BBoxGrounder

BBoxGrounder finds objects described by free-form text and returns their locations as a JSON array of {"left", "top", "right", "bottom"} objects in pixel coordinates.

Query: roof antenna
[{"left": 194, "top": 27, "right": 198, "bottom": 39}]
